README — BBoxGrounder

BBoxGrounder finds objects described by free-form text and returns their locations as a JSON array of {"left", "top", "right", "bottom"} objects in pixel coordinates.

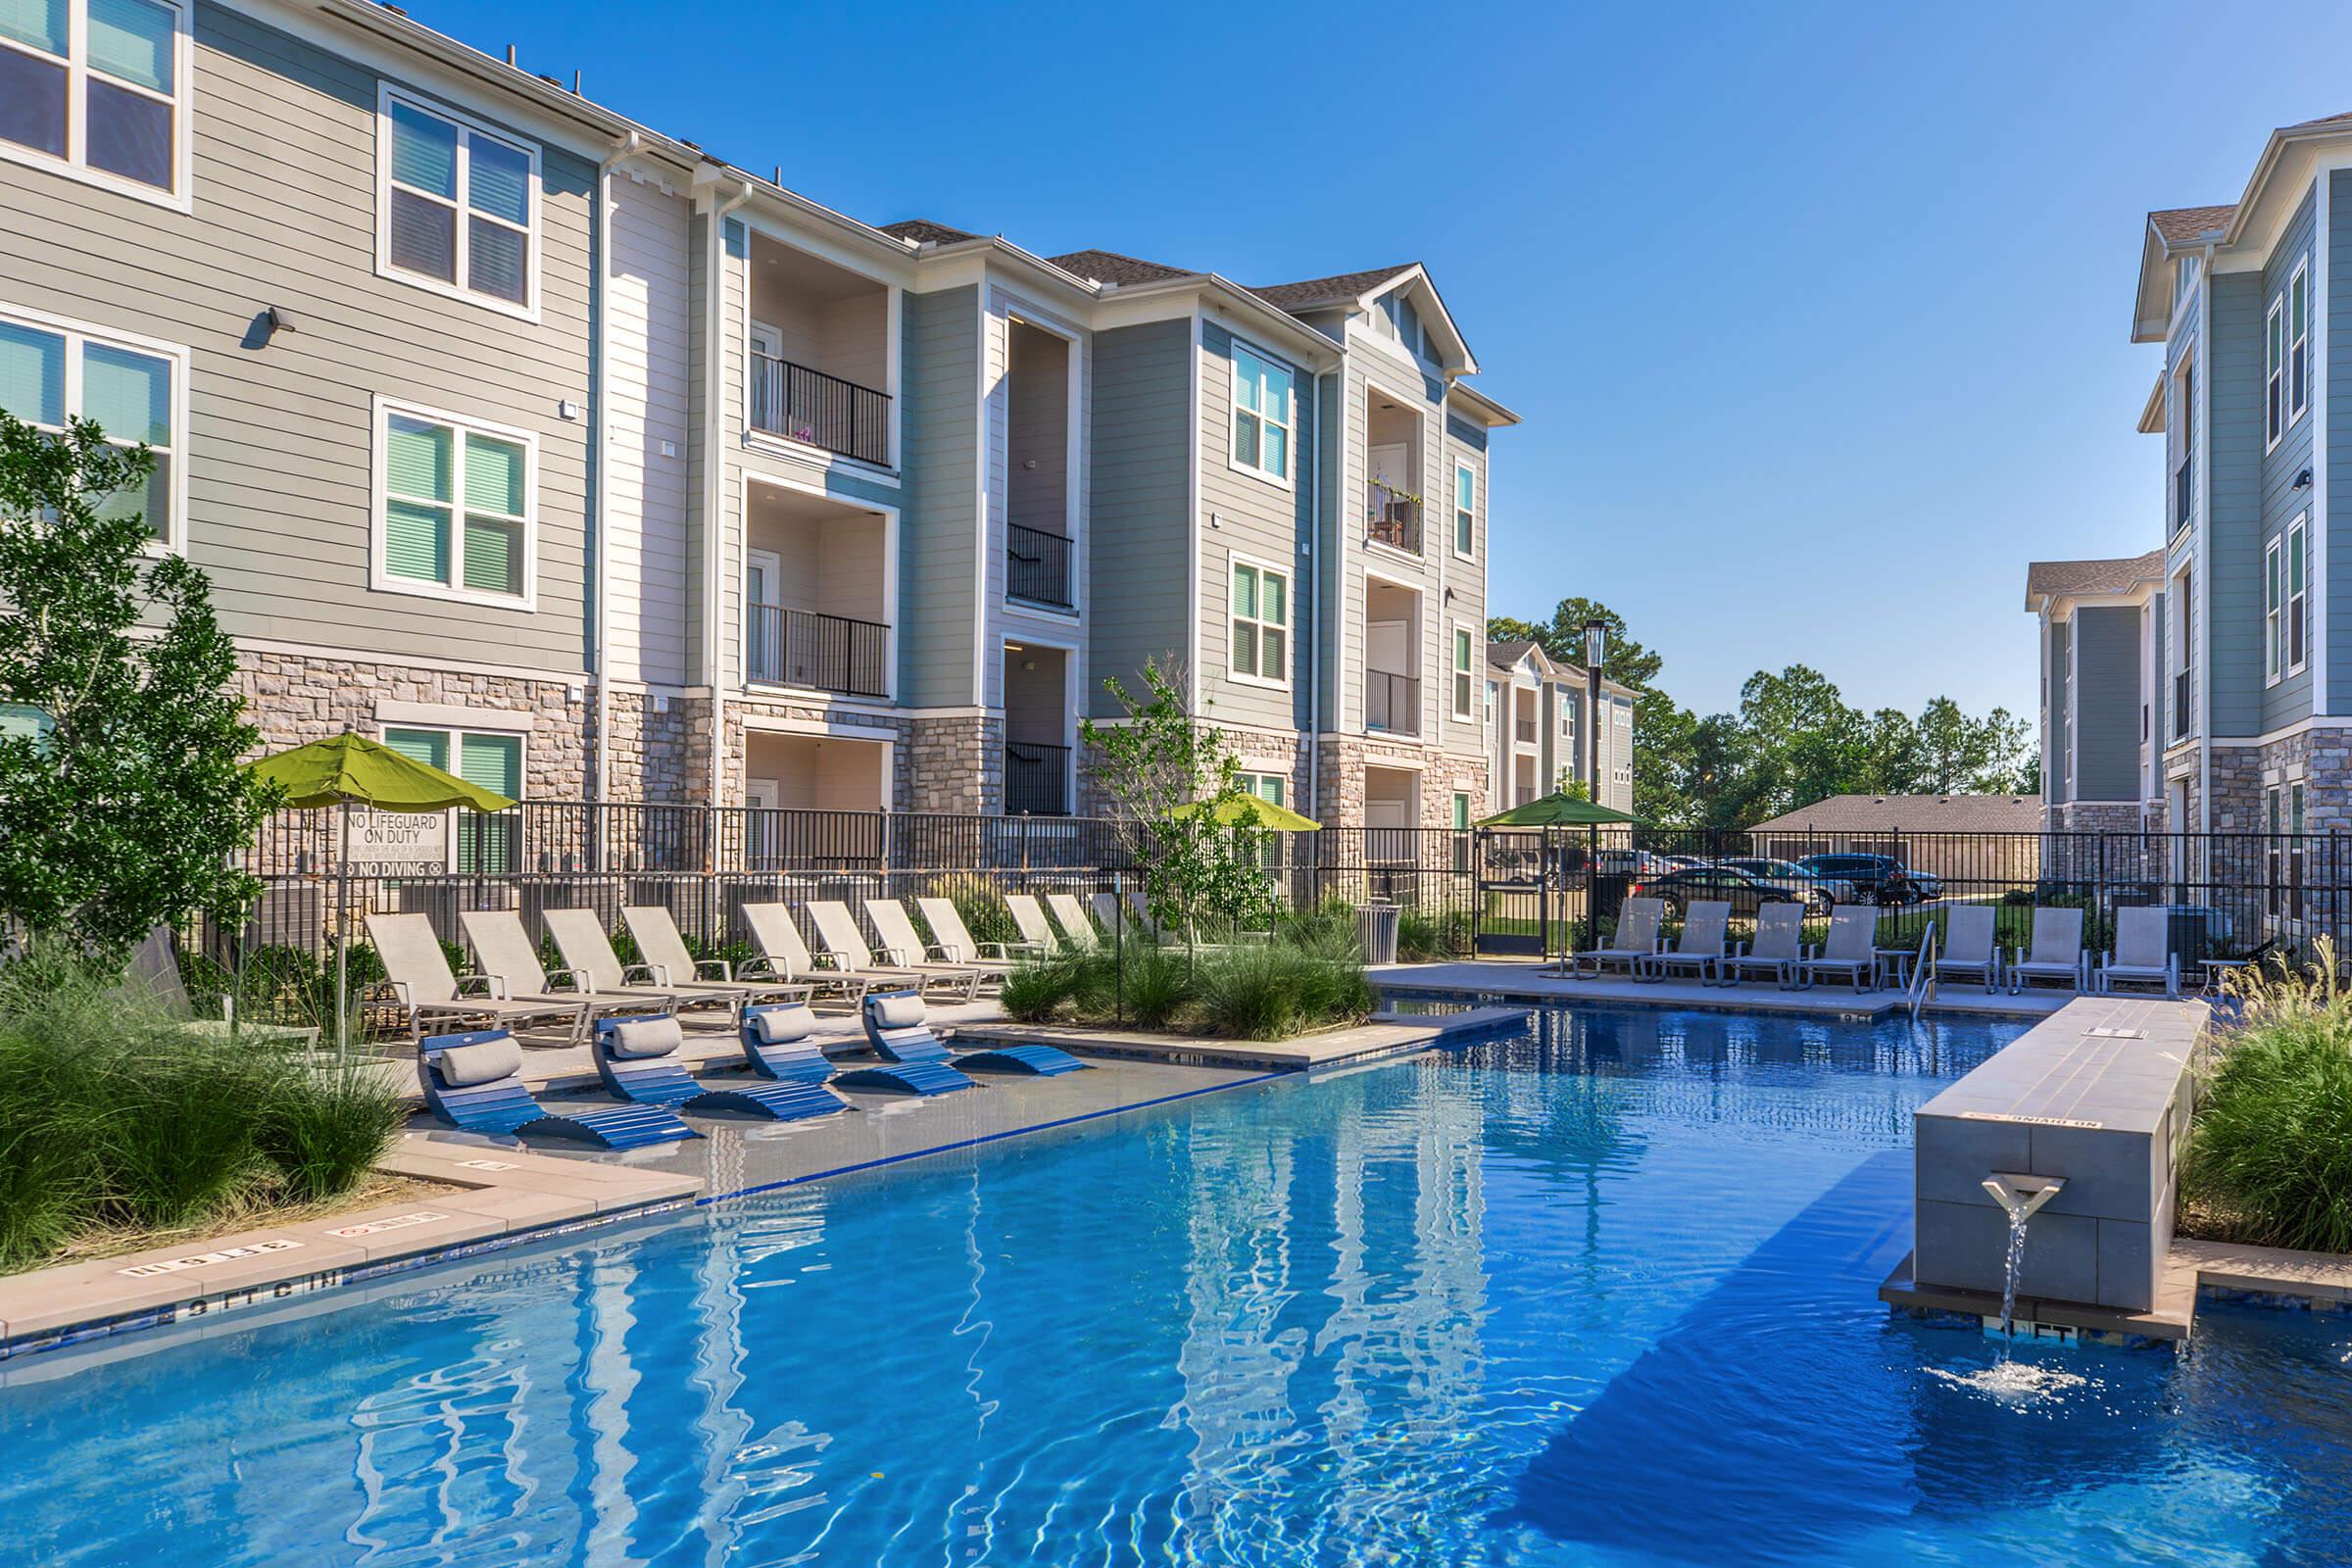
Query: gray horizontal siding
[
  {"left": 1200, "top": 318, "right": 1311, "bottom": 731},
  {"left": 2332, "top": 172, "right": 2352, "bottom": 713},
  {"left": 2074, "top": 607, "right": 2139, "bottom": 800},
  {"left": 2206, "top": 270, "right": 2263, "bottom": 736},
  {"left": 2258, "top": 182, "right": 2318, "bottom": 732},
  {"left": 901, "top": 285, "right": 980, "bottom": 708},
  {"left": 1087, "top": 319, "right": 1191, "bottom": 718}
]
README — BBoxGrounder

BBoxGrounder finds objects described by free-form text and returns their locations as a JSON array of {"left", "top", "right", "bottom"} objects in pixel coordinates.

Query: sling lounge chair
[
  {"left": 544, "top": 908, "right": 740, "bottom": 1022},
  {"left": 861, "top": 990, "right": 1087, "bottom": 1078},
  {"left": 862, "top": 899, "right": 993, "bottom": 997},
  {"left": 807, "top": 902, "right": 974, "bottom": 1001},
  {"left": 1046, "top": 892, "right": 1102, "bottom": 953},
  {"left": 2097, "top": 906, "right": 2180, "bottom": 998},
  {"left": 1569, "top": 897, "right": 1663, "bottom": 978},
  {"left": 592, "top": 1013, "right": 845, "bottom": 1122},
  {"left": 1798, "top": 906, "right": 1878, "bottom": 992},
  {"left": 917, "top": 896, "right": 1046, "bottom": 966},
  {"left": 2009, "top": 907, "right": 2087, "bottom": 995},
  {"left": 1645, "top": 900, "right": 1731, "bottom": 985},
  {"left": 623, "top": 905, "right": 812, "bottom": 1010},
  {"left": 417, "top": 1028, "right": 696, "bottom": 1149},
  {"left": 1936, "top": 905, "right": 2004, "bottom": 994},
  {"left": 1004, "top": 893, "right": 1065, "bottom": 956},
  {"left": 455, "top": 909, "right": 672, "bottom": 1040},
  {"left": 738, "top": 903, "right": 873, "bottom": 1007},
  {"left": 372, "top": 911, "right": 593, "bottom": 1045},
  {"left": 1726, "top": 903, "right": 1803, "bottom": 989}
]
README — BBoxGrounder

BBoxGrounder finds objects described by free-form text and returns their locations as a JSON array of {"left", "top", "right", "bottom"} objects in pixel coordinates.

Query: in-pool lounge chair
[
  {"left": 807, "top": 902, "right": 975, "bottom": 1001},
  {"left": 2097, "top": 906, "right": 2180, "bottom": 998},
  {"left": 1726, "top": 903, "right": 1803, "bottom": 988},
  {"left": 918, "top": 896, "right": 1046, "bottom": 967},
  {"left": 1936, "top": 905, "right": 2004, "bottom": 994},
  {"left": 1003, "top": 893, "right": 1065, "bottom": 956},
  {"left": 543, "top": 908, "right": 743, "bottom": 1022},
  {"left": 623, "top": 905, "right": 812, "bottom": 1010},
  {"left": 742, "top": 1001, "right": 962, "bottom": 1098},
  {"left": 417, "top": 1028, "right": 696, "bottom": 1149},
  {"left": 456, "top": 909, "right": 673, "bottom": 1040},
  {"left": 862, "top": 899, "right": 993, "bottom": 997},
  {"left": 1569, "top": 897, "right": 1663, "bottom": 979},
  {"left": 1046, "top": 892, "right": 1102, "bottom": 953},
  {"left": 861, "top": 991, "right": 1088, "bottom": 1078},
  {"left": 1645, "top": 900, "right": 1731, "bottom": 985},
  {"left": 372, "top": 911, "right": 593, "bottom": 1044},
  {"left": 1799, "top": 906, "right": 1878, "bottom": 992},
  {"left": 738, "top": 903, "right": 873, "bottom": 1007},
  {"left": 592, "top": 1013, "right": 844, "bottom": 1122},
  {"left": 2009, "top": 907, "right": 2087, "bottom": 995}
]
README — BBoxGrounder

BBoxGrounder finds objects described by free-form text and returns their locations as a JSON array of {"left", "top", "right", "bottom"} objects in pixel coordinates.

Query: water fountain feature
[{"left": 1982, "top": 1173, "right": 2065, "bottom": 1337}]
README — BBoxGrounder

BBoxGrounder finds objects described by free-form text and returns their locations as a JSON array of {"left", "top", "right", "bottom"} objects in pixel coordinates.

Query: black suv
[{"left": 1793, "top": 853, "right": 1940, "bottom": 905}]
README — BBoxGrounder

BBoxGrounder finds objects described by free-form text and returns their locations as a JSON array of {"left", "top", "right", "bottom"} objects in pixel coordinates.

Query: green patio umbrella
[
  {"left": 1475, "top": 791, "right": 1640, "bottom": 828},
  {"left": 247, "top": 733, "right": 518, "bottom": 1052},
  {"left": 1171, "top": 795, "right": 1323, "bottom": 832}
]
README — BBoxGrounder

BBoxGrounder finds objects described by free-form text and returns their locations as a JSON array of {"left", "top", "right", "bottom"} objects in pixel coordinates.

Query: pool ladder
[{"left": 1904, "top": 927, "right": 1937, "bottom": 1024}]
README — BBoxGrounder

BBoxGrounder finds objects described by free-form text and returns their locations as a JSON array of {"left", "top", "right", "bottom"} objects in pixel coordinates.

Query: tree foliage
[
  {"left": 1490, "top": 596, "right": 2040, "bottom": 830},
  {"left": 0, "top": 414, "right": 275, "bottom": 954}
]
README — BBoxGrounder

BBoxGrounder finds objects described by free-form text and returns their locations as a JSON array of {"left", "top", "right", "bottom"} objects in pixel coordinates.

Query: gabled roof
[
  {"left": 2148, "top": 205, "right": 2236, "bottom": 244},
  {"left": 2023, "top": 549, "right": 2167, "bottom": 611},
  {"left": 1047, "top": 248, "right": 1191, "bottom": 285},
  {"left": 1750, "top": 795, "right": 2042, "bottom": 836},
  {"left": 882, "top": 219, "right": 977, "bottom": 245}
]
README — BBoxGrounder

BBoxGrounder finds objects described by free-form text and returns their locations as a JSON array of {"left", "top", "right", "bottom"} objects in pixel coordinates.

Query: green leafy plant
[{"left": 0, "top": 414, "right": 277, "bottom": 956}]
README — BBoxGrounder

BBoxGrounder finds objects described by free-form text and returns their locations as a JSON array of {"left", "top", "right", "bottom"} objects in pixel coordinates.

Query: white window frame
[
  {"left": 374, "top": 84, "right": 542, "bottom": 322},
  {"left": 378, "top": 722, "right": 527, "bottom": 873},
  {"left": 1451, "top": 461, "right": 1476, "bottom": 560},
  {"left": 0, "top": 0, "right": 192, "bottom": 212},
  {"left": 2288, "top": 258, "right": 2311, "bottom": 425},
  {"left": 2287, "top": 514, "right": 2308, "bottom": 676},
  {"left": 2265, "top": 294, "right": 2285, "bottom": 452},
  {"left": 2266, "top": 533, "right": 2284, "bottom": 684},
  {"left": 1225, "top": 337, "right": 1295, "bottom": 489},
  {"left": 2171, "top": 565, "right": 2193, "bottom": 742},
  {"left": 368, "top": 394, "right": 539, "bottom": 611},
  {"left": 1227, "top": 552, "right": 1290, "bottom": 689},
  {"left": 0, "top": 299, "right": 188, "bottom": 554},
  {"left": 1449, "top": 622, "right": 1475, "bottom": 721}
]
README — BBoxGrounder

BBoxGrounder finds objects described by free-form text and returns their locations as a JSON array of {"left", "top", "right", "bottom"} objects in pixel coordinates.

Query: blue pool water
[{"left": 5, "top": 1006, "right": 2351, "bottom": 1566}]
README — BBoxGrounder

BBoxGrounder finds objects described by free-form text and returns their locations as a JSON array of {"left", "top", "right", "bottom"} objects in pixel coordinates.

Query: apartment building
[
  {"left": 2086, "top": 109, "right": 2352, "bottom": 836},
  {"left": 1483, "top": 640, "right": 1636, "bottom": 815},
  {"left": 2025, "top": 552, "right": 2167, "bottom": 832},
  {"left": 0, "top": 0, "right": 1515, "bottom": 829}
]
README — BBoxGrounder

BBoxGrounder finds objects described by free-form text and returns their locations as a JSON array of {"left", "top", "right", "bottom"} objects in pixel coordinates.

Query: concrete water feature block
[{"left": 1911, "top": 997, "right": 2202, "bottom": 1313}]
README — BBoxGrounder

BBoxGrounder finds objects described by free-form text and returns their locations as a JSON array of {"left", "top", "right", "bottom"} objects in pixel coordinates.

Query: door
[
  {"left": 745, "top": 778, "right": 781, "bottom": 869},
  {"left": 746, "top": 548, "right": 782, "bottom": 683}
]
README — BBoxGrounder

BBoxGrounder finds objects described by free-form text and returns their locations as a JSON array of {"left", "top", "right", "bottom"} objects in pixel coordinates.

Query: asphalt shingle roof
[
  {"left": 1047, "top": 248, "right": 1191, "bottom": 284},
  {"left": 1251, "top": 265, "right": 1417, "bottom": 312},
  {"left": 880, "top": 219, "right": 976, "bottom": 245},
  {"left": 2024, "top": 549, "right": 2166, "bottom": 604},
  {"left": 2148, "top": 205, "right": 2236, "bottom": 243},
  {"left": 1750, "top": 795, "right": 2042, "bottom": 835}
]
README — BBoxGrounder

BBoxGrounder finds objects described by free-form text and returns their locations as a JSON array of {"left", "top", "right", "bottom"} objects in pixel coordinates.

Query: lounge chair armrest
[
  {"left": 923, "top": 942, "right": 957, "bottom": 963},
  {"left": 454, "top": 971, "right": 509, "bottom": 1001},
  {"left": 623, "top": 963, "right": 667, "bottom": 987},
  {"left": 739, "top": 956, "right": 784, "bottom": 980},
  {"left": 813, "top": 949, "right": 854, "bottom": 971},
  {"left": 544, "top": 966, "right": 592, "bottom": 995},
  {"left": 375, "top": 978, "right": 414, "bottom": 1009},
  {"left": 695, "top": 958, "right": 734, "bottom": 981},
  {"left": 873, "top": 944, "right": 910, "bottom": 966}
]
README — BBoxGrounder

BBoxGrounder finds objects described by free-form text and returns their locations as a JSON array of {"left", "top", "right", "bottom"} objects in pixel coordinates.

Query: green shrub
[
  {"left": 256, "top": 1061, "right": 410, "bottom": 1203},
  {"left": 1396, "top": 906, "right": 1474, "bottom": 962},
  {"left": 2183, "top": 950, "right": 2352, "bottom": 1253},
  {"left": 999, "top": 953, "right": 1082, "bottom": 1024},
  {"left": 1194, "top": 939, "right": 1375, "bottom": 1040}
]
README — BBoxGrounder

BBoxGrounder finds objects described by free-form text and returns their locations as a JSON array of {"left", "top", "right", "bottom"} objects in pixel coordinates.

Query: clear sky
[{"left": 411, "top": 0, "right": 2352, "bottom": 719}]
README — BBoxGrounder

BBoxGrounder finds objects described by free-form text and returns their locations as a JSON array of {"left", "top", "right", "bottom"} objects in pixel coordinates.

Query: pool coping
[
  {"left": 1370, "top": 963, "right": 2080, "bottom": 1023},
  {"left": 946, "top": 1004, "right": 1529, "bottom": 1074}
]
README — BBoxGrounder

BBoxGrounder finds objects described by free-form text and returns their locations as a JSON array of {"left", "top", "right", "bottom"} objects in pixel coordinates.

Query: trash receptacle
[{"left": 1355, "top": 901, "right": 1400, "bottom": 965}]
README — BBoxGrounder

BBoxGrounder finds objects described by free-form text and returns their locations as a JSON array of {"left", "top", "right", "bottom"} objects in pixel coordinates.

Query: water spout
[{"left": 1981, "top": 1173, "right": 2065, "bottom": 1339}]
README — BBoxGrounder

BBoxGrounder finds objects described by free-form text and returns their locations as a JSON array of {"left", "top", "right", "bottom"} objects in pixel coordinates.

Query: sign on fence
[{"left": 345, "top": 808, "right": 450, "bottom": 875}]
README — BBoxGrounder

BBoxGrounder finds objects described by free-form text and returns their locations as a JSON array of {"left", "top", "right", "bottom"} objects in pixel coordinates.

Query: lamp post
[{"left": 1584, "top": 617, "right": 1607, "bottom": 803}]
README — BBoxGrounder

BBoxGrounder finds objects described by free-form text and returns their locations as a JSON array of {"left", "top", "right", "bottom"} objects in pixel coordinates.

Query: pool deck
[{"left": 1370, "top": 958, "right": 2086, "bottom": 1021}]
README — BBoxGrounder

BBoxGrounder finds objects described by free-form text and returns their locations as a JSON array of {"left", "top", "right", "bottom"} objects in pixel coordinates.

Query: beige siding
[
  {"left": 982, "top": 283, "right": 1089, "bottom": 710},
  {"left": 0, "top": 2, "right": 596, "bottom": 672},
  {"left": 1200, "top": 318, "right": 1304, "bottom": 731},
  {"left": 605, "top": 167, "right": 692, "bottom": 686}
]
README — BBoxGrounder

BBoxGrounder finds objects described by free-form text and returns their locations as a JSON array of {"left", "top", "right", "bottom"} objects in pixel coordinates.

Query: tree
[
  {"left": 0, "top": 414, "right": 275, "bottom": 955},
  {"left": 1975, "top": 706, "right": 2035, "bottom": 794},
  {"left": 1077, "top": 657, "right": 1266, "bottom": 941},
  {"left": 1915, "top": 696, "right": 1993, "bottom": 794},
  {"left": 1861, "top": 709, "right": 1924, "bottom": 794}
]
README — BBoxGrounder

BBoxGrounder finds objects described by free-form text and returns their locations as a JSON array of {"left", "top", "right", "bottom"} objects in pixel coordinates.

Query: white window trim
[
  {"left": 1451, "top": 460, "right": 1476, "bottom": 561},
  {"left": 2266, "top": 533, "right": 2284, "bottom": 685},
  {"left": 0, "top": 299, "right": 189, "bottom": 555},
  {"left": 1226, "top": 550, "right": 1292, "bottom": 689},
  {"left": 1223, "top": 335, "right": 1297, "bottom": 492},
  {"left": 2288, "top": 514, "right": 2309, "bottom": 676},
  {"left": 1449, "top": 620, "right": 1475, "bottom": 721},
  {"left": 2265, "top": 294, "right": 2284, "bottom": 454},
  {"left": 0, "top": 0, "right": 193, "bottom": 213},
  {"left": 2288, "top": 257, "right": 2311, "bottom": 425},
  {"left": 368, "top": 393, "right": 539, "bottom": 612},
  {"left": 373, "top": 83, "right": 543, "bottom": 323},
  {"left": 377, "top": 721, "right": 527, "bottom": 874}
]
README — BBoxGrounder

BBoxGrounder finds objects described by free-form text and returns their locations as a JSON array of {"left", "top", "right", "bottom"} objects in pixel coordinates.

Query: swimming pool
[{"left": 4, "top": 1005, "right": 2349, "bottom": 1566}]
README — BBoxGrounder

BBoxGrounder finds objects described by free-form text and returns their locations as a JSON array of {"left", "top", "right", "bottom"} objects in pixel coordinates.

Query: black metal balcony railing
[
  {"left": 1005, "top": 522, "right": 1072, "bottom": 609},
  {"left": 1366, "top": 670, "right": 1420, "bottom": 735},
  {"left": 1004, "top": 741, "right": 1070, "bottom": 816},
  {"left": 2173, "top": 452, "right": 2193, "bottom": 538},
  {"left": 1366, "top": 481, "right": 1420, "bottom": 553},
  {"left": 745, "top": 603, "right": 890, "bottom": 698},
  {"left": 1515, "top": 717, "right": 1538, "bottom": 744},
  {"left": 2173, "top": 669, "right": 2191, "bottom": 742},
  {"left": 750, "top": 353, "right": 892, "bottom": 467}
]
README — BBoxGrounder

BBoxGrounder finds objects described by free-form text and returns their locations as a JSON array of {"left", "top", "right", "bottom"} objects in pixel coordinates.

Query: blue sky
[{"left": 421, "top": 0, "right": 2352, "bottom": 720}]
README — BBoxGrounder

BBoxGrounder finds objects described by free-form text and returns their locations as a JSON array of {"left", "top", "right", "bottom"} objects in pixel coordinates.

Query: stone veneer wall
[
  {"left": 602, "top": 688, "right": 708, "bottom": 803},
  {"left": 2211, "top": 732, "right": 2352, "bottom": 834},
  {"left": 1312, "top": 735, "right": 1491, "bottom": 827},
  {"left": 725, "top": 697, "right": 917, "bottom": 811},
  {"left": 238, "top": 648, "right": 587, "bottom": 799},
  {"left": 904, "top": 713, "right": 998, "bottom": 814}
]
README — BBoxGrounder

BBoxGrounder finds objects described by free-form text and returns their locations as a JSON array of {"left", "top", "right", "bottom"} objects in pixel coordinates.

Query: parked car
[
  {"left": 1717, "top": 857, "right": 1860, "bottom": 906},
  {"left": 1593, "top": 848, "right": 1676, "bottom": 878},
  {"left": 1630, "top": 865, "right": 1833, "bottom": 919},
  {"left": 1794, "top": 853, "right": 1937, "bottom": 905}
]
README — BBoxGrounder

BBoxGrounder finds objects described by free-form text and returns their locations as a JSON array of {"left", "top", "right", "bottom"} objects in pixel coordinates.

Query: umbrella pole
[{"left": 336, "top": 800, "right": 349, "bottom": 1059}]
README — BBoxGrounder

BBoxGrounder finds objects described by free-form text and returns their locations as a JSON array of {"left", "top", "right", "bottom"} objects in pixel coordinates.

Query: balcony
[
  {"left": 746, "top": 230, "right": 893, "bottom": 466},
  {"left": 751, "top": 355, "right": 890, "bottom": 467},
  {"left": 1367, "top": 481, "right": 1421, "bottom": 554},
  {"left": 745, "top": 605, "right": 889, "bottom": 698},
  {"left": 2172, "top": 452, "right": 2193, "bottom": 540},
  {"left": 1366, "top": 670, "right": 1420, "bottom": 735},
  {"left": 1004, "top": 741, "right": 1071, "bottom": 815},
  {"left": 1006, "top": 522, "right": 1072, "bottom": 609},
  {"left": 1003, "top": 643, "right": 1071, "bottom": 815}
]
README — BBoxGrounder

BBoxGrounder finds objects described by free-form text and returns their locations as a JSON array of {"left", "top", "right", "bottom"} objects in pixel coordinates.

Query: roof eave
[{"left": 1448, "top": 381, "right": 1521, "bottom": 427}]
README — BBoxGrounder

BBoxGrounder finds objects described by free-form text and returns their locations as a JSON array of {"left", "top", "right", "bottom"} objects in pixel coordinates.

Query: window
[
  {"left": 2171, "top": 567, "right": 2192, "bottom": 741},
  {"left": 381, "top": 726, "right": 522, "bottom": 872},
  {"left": 2266, "top": 535, "right": 2283, "bottom": 683},
  {"left": 1229, "top": 559, "right": 1288, "bottom": 683},
  {"left": 0, "top": 305, "right": 180, "bottom": 543},
  {"left": 1229, "top": 343, "right": 1293, "bottom": 482},
  {"left": 1238, "top": 771, "right": 1288, "bottom": 867},
  {"left": 380, "top": 88, "right": 537, "bottom": 313},
  {"left": 1483, "top": 678, "right": 1496, "bottom": 737},
  {"left": 1450, "top": 792, "right": 1469, "bottom": 830},
  {"left": 0, "top": 0, "right": 186, "bottom": 202},
  {"left": 2175, "top": 255, "right": 2197, "bottom": 302},
  {"left": 2171, "top": 358, "right": 2194, "bottom": 539},
  {"left": 2289, "top": 260, "right": 2310, "bottom": 424},
  {"left": 1452, "top": 463, "right": 1475, "bottom": 557},
  {"left": 2288, "top": 515, "right": 2308, "bottom": 674},
  {"left": 374, "top": 399, "right": 533, "bottom": 605},
  {"left": 1451, "top": 626, "right": 1474, "bottom": 719},
  {"left": 2266, "top": 295, "right": 2285, "bottom": 450}
]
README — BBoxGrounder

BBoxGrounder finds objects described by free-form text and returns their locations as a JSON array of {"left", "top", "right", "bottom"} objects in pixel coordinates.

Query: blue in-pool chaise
[
  {"left": 417, "top": 1028, "right": 698, "bottom": 1150},
  {"left": 594, "top": 1013, "right": 848, "bottom": 1122},
  {"left": 861, "top": 991, "right": 1088, "bottom": 1078},
  {"left": 737, "top": 1001, "right": 967, "bottom": 1098}
]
